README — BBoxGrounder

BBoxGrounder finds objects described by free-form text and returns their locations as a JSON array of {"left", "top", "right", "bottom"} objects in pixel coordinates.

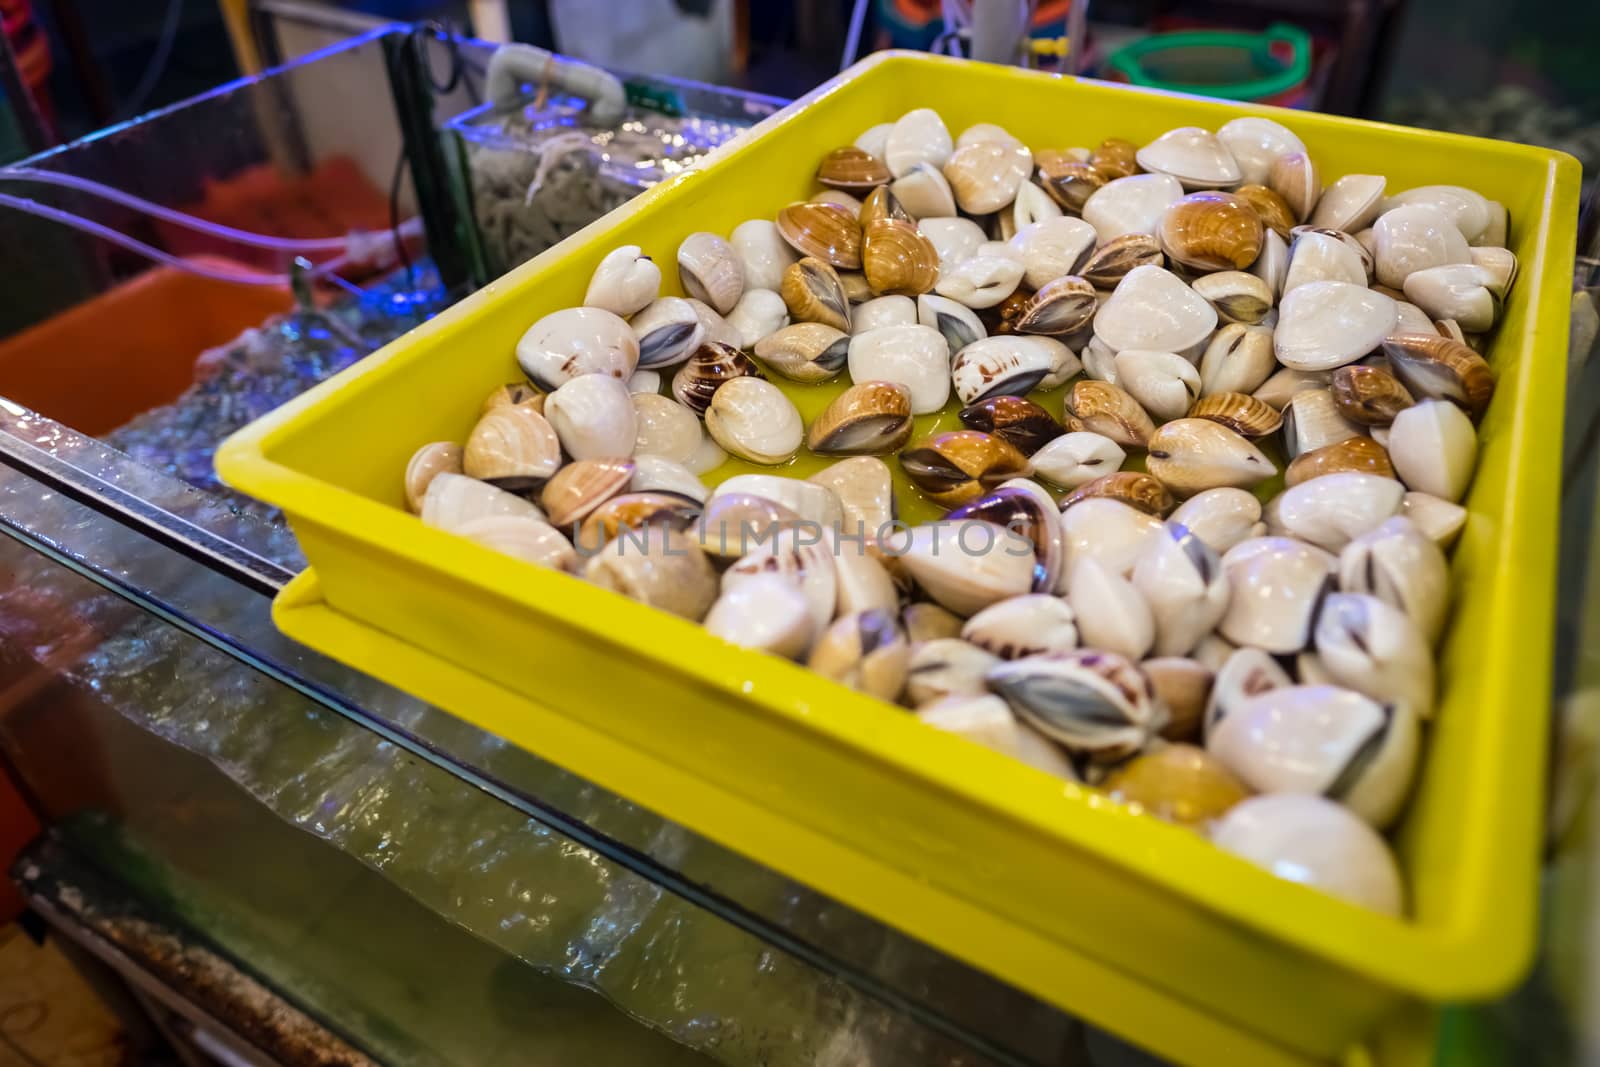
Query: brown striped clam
[
  {"left": 943, "top": 141, "right": 1033, "bottom": 214},
  {"left": 1011, "top": 275, "right": 1097, "bottom": 335},
  {"left": 1060, "top": 472, "right": 1174, "bottom": 517},
  {"left": 1330, "top": 364, "right": 1415, "bottom": 426},
  {"left": 859, "top": 185, "right": 911, "bottom": 227},
  {"left": 462, "top": 403, "right": 562, "bottom": 492},
  {"left": 816, "top": 145, "right": 891, "bottom": 192},
  {"left": 670, "top": 341, "right": 765, "bottom": 416},
  {"left": 1078, "top": 233, "right": 1163, "bottom": 289},
  {"left": 899, "top": 431, "right": 1031, "bottom": 508},
  {"left": 1037, "top": 157, "right": 1105, "bottom": 213},
  {"left": 806, "top": 380, "right": 914, "bottom": 455},
  {"left": 1064, "top": 379, "right": 1156, "bottom": 449},
  {"left": 1188, "top": 392, "right": 1284, "bottom": 438},
  {"left": 780, "top": 256, "right": 852, "bottom": 332},
  {"left": 1232, "top": 183, "right": 1296, "bottom": 239},
  {"left": 576, "top": 491, "right": 700, "bottom": 552},
  {"left": 1158, "top": 191, "right": 1265, "bottom": 273},
  {"left": 481, "top": 382, "right": 541, "bottom": 414},
  {"left": 862, "top": 218, "right": 939, "bottom": 296},
  {"left": 1380, "top": 333, "right": 1495, "bottom": 420},
  {"left": 540, "top": 457, "right": 635, "bottom": 528},
  {"left": 1102, "top": 743, "right": 1247, "bottom": 827},
  {"left": 776, "top": 201, "right": 862, "bottom": 270},
  {"left": 1285, "top": 435, "right": 1395, "bottom": 488},
  {"left": 1089, "top": 138, "right": 1140, "bottom": 180}
]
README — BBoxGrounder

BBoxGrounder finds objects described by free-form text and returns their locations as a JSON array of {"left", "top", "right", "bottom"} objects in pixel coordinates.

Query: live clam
[
  {"left": 404, "top": 442, "right": 462, "bottom": 512},
  {"left": 1190, "top": 271, "right": 1273, "bottom": 325},
  {"left": 1088, "top": 137, "right": 1139, "bottom": 179},
  {"left": 903, "top": 605, "right": 961, "bottom": 651},
  {"left": 1188, "top": 392, "right": 1283, "bottom": 438},
  {"left": 780, "top": 256, "right": 852, "bottom": 332},
  {"left": 1372, "top": 203, "right": 1470, "bottom": 289},
  {"left": 1132, "top": 522, "right": 1231, "bottom": 656},
  {"left": 1103, "top": 744, "right": 1247, "bottom": 827},
  {"left": 1093, "top": 265, "right": 1218, "bottom": 355},
  {"left": 1310, "top": 174, "right": 1386, "bottom": 233},
  {"left": 576, "top": 491, "right": 700, "bottom": 551},
  {"left": 986, "top": 649, "right": 1161, "bottom": 762},
  {"left": 1029, "top": 431, "right": 1126, "bottom": 489},
  {"left": 806, "top": 380, "right": 914, "bottom": 455},
  {"left": 1232, "top": 183, "right": 1296, "bottom": 239},
  {"left": 722, "top": 289, "right": 787, "bottom": 349},
  {"left": 1468, "top": 246, "right": 1518, "bottom": 298},
  {"left": 1007, "top": 181, "right": 1062, "bottom": 238},
  {"left": 724, "top": 528, "right": 839, "bottom": 639},
  {"left": 853, "top": 295, "right": 917, "bottom": 333},
  {"left": 1143, "top": 659, "right": 1214, "bottom": 742},
  {"left": 1281, "top": 388, "right": 1360, "bottom": 456},
  {"left": 1067, "top": 556, "right": 1154, "bottom": 661},
  {"left": 891, "top": 163, "right": 958, "bottom": 219},
  {"left": 631, "top": 392, "right": 705, "bottom": 464},
  {"left": 584, "top": 244, "right": 661, "bottom": 317},
  {"left": 1169, "top": 487, "right": 1263, "bottom": 555},
  {"left": 540, "top": 457, "right": 635, "bottom": 528},
  {"left": 1213, "top": 794, "right": 1403, "bottom": 915},
  {"left": 942, "top": 141, "right": 1032, "bottom": 214},
  {"left": 956, "top": 122, "right": 1024, "bottom": 151},
  {"left": 1274, "top": 281, "right": 1397, "bottom": 371},
  {"left": 899, "top": 431, "right": 1031, "bottom": 508},
  {"left": 808, "top": 609, "right": 911, "bottom": 701},
  {"left": 961, "top": 595, "right": 1078, "bottom": 659},
  {"left": 462, "top": 403, "right": 562, "bottom": 491},
  {"left": 952, "top": 336, "right": 1079, "bottom": 405},
  {"left": 1387, "top": 400, "right": 1477, "bottom": 502},
  {"left": 516, "top": 307, "right": 640, "bottom": 392},
  {"left": 730, "top": 219, "right": 799, "bottom": 292},
  {"left": 1401, "top": 264, "right": 1500, "bottom": 333},
  {"left": 1285, "top": 436, "right": 1395, "bottom": 487},
  {"left": 1217, "top": 117, "right": 1305, "bottom": 187},
  {"left": 1267, "top": 152, "right": 1320, "bottom": 222},
  {"left": 481, "top": 381, "right": 541, "bottom": 414},
  {"left": 934, "top": 242, "right": 1025, "bottom": 309},
  {"left": 917, "top": 293, "right": 986, "bottom": 357},
  {"left": 629, "top": 454, "right": 707, "bottom": 503},
  {"left": 862, "top": 218, "right": 939, "bottom": 296},
  {"left": 1205, "top": 645, "right": 1295, "bottom": 736},
  {"left": 1330, "top": 364, "right": 1414, "bottom": 425},
  {"left": 1386, "top": 184, "right": 1494, "bottom": 244},
  {"left": 1064, "top": 379, "right": 1156, "bottom": 449},
  {"left": 1036, "top": 156, "right": 1105, "bottom": 213},
  {"left": 916, "top": 695, "right": 1078, "bottom": 780},
  {"left": 816, "top": 145, "right": 891, "bottom": 192},
  {"left": 809, "top": 456, "right": 895, "bottom": 535},
  {"left": 1008, "top": 216, "right": 1097, "bottom": 290},
  {"left": 884, "top": 108, "right": 954, "bottom": 178},
  {"left": 420, "top": 472, "right": 545, "bottom": 531},
  {"left": 958, "top": 395, "right": 1063, "bottom": 455},
  {"left": 1012, "top": 275, "right": 1097, "bottom": 335},
  {"left": 1136, "top": 127, "right": 1241, "bottom": 189},
  {"left": 671, "top": 341, "right": 764, "bottom": 416},
  {"left": 584, "top": 526, "right": 719, "bottom": 622},
  {"left": 905, "top": 639, "right": 1001, "bottom": 706},
  {"left": 1082, "top": 173, "right": 1186, "bottom": 242},
  {"left": 1080, "top": 336, "right": 1119, "bottom": 384},
  {"left": 776, "top": 202, "right": 862, "bottom": 270},
  {"left": 755, "top": 322, "right": 850, "bottom": 383},
  {"left": 1059, "top": 498, "right": 1166, "bottom": 579},
  {"left": 898, "top": 520, "right": 1036, "bottom": 615},
  {"left": 630, "top": 297, "right": 705, "bottom": 369},
  {"left": 1314, "top": 593, "right": 1436, "bottom": 717},
  {"left": 686, "top": 297, "right": 744, "bottom": 349},
  {"left": 1400, "top": 490, "right": 1467, "bottom": 548},
  {"left": 847, "top": 323, "right": 950, "bottom": 413},
  {"left": 1158, "top": 192, "right": 1264, "bottom": 272},
  {"left": 1339, "top": 516, "right": 1449, "bottom": 643},
  {"left": 1114, "top": 349, "right": 1202, "bottom": 422},
  {"left": 704, "top": 573, "right": 814, "bottom": 659},
  {"left": 860, "top": 185, "right": 912, "bottom": 228},
  {"left": 1078, "top": 233, "right": 1164, "bottom": 289},
  {"left": 693, "top": 492, "right": 801, "bottom": 559},
  {"left": 946, "top": 486, "right": 1064, "bottom": 593},
  {"left": 455, "top": 515, "right": 576, "bottom": 573},
  {"left": 833, "top": 543, "right": 899, "bottom": 617},
  {"left": 1146, "top": 418, "right": 1276, "bottom": 496},
  {"left": 705, "top": 377, "right": 803, "bottom": 465},
  {"left": 1199, "top": 324, "right": 1277, "bottom": 397},
  {"left": 1271, "top": 472, "right": 1405, "bottom": 551},
  {"left": 1251, "top": 229, "right": 1290, "bottom": 300},
  {"left": 1282, "top": 229, "right": 1368, "bottom": 294}
]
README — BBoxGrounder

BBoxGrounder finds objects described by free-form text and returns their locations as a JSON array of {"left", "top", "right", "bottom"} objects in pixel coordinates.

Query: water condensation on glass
[{"left": 459, "top": 94, "right": 752, "bottom": 274}]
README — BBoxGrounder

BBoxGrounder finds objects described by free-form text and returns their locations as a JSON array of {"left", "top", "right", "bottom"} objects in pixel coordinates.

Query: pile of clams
[{"left": 404, "top": 108, "right": 1519, "bottom": 918}]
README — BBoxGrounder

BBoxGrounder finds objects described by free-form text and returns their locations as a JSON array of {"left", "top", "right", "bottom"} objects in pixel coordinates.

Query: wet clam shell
[
  {"left": 1102, "top": 743, "right": 1247, "bottom": 827},
  {"left": 852, "top": 295, "right": 917, "bottom": 333},
  {"left": 1274, "top": 281, "right": 1397, "bottom": 372},
  {"left": 1132, "top": 522, "right": 1231, "bottom": 657},
  {"left": 961, "top": 595, "right": 1077, "bottom": 659},
  {"left": 884, "top": 108, "right": 954, "bottom": 178},
  {"left": 629, "top": 454, "right": 708, "bottom": 503},
  {"left": 675, "top": 232, "right": 744, "bottom": 316},
  {"left": 847, "top": 323, "right": 950, "bottom": 414},
  {"left": 584, "top": 525, "right": 719, "bottom": 622},
  {"left": 943, "top": 141, "right": 1033, "bottom": 215},
  {"left": 1008, "top": 216, "right": 1098, "bottom": 291},
  {"left": 545, "top": 374, "right": 637, "bottom": 461},
  {"left": 1064, "top": 379, "right": 1156, "bottom": 449},
  {"left": 1232, "top": 183, "right": 1296, "bottom": 239},
  {"left": 1272, "top": 472, "right": 1406, "bottom": 551},
  {"left": 730, "top": 219, "right": 799, "bottom": 292},
  {"left": 1217, "top": 117, "right": 1305, "bottom": 187},
  {"left": 902, "top": 603, "right": 964, "bottom": 644},
  {"left": 986, "top": 649, "right": 1160, "bottom": 762},
  {"left": 816, "top": 145, "right": 891, "bottom": 192},
  {"left": 905, "top": 638, "right": 1001, "bottom": 706},
  {"left": 541, "top": 457, "right": 635, "bottom": 529},
  {"left": 723, "top": 528, "right": 839, "bottom": 640},
  {"left": 1380, "top": 333, "right": 1494, "bottom": 420},
  {"left": 404, "top": 442, "right": 462, "bottom": 512},
  {"left": 933, "top": 242, "right": 1025, "bottom": 309},
  {"left": 1310, "top": 174, "right": 1386, "bottom": 233},
  {"left": 515, "top": 306, "right": 640, "bottom": 393},
  {"left": 1169, "top": 487, "right": 1262, "bottom": 555},
  {"left": 898, "top": 520, "right": 1037, "bottom": 616},
  {"left": 1199, "top": 324, "right": 1277, "bottom": 398},
  {"left": 420, "top": 472, "right": 545, "bottom": 532},
  {"left": 958, "top": 395, "right": 1064, "bottom": 455},
  {"left": 1013, "top": 275, "right": 1097, "bottom": 335},
  {"left": 462, "top": 404, "right": 562, "bottom": 492},
  {"left": 1372, "top": 203, "right": 1470, "bottom": 289},
  {"left": 1094, "top": 265, "right": 1218, "bottom": 355},
  {"left": 1188, "top": 392, "right": 1283, "bottom": 438},
  {"left": 1090, "top": 137, "right": 1140, "bottom": 180},
  {"left": 776, "top": 202, "right": 863, "bottom": 270},
  {"left": 1143, "top": 659, "right": 1214, "bottom": 742},
  {"left": 891, "top": 163, "right": 958, "bottom": 219},
  {"left": 1146, "top": 418, "right": 1276, "bottom": 497},
  {"left": 808, "top": 457, "right": 895, "bottom": 536},
  {"left": 808, "top": 609, "right": 911, "bottom": 701},
  {"left": 1059, "top": 498, "right": 1167, "bottom": 579},
  {"left": 1339, "top": 516, "right": 1449, "bottom": 644},
  {"left": 705, "top": 574, "right": 814, "bottom": 659},
  {"left": 1314, "top": 593, "right": 1435, "bottom": 718},
  {"left": 454, "top": 515, "right": 576, "bottom": 573},
  {"left": 1158, "top": 192, "right": 1265, "bottom": 272},
  {"left": 1267, "top": 152, "right": 1321, "bottom": 223},
  {"left": 806, "top": 380, "right": 914, "bottom": 455},
  {"left": 859, "top": 185, "right": 912, "bottom": 228},
  {"left": 671, "top": 341, "right": 765, "bottom": 417},
  {"left": 1060, "top": 471, "right": 1174, "bottom": 516},
  {"left": 1213, "top": 794, "right": 1403, "bottom": 915},
  {"left": 1285, "top": 436, "right": 1395, "bottom": 487},
  {"left": 713, "top": 474, "right": 843, "bottom": 529},
  {"left": 1079, "top": 233, "right": 1164, "bottom": 289},
  {"left": 946, "top": 486, "right": 1065, "bottom": 594},
  {"left": 1401, "top": 263, "right": 1500, "bottom": 333},
  {"left": 951, "top": 336, "right": 1079, "bottom": 406},
  {"left": 1387, "top": 399, "right": 1476, "bottom": 502},
  {"left": 899, "top": 431, "right": 1031, "bottom": 508},
  {"left": 583, "top": 244, "right": 661, "bottom": 318},
  {"left": 1190, "top": 271, "right": 1273, "bottom": 325},
  {"left": 755, "top": 322, "right": 850, "bottom": 383},
  {"left": 576, "top": 491, "right": 700, "bottom": 552},
  {"left": 862, "top": 218, "right": 939, "bottom": 297},
  {"left": 630, "top": 297, "right": 705, "bottom": 369},
  {"left": 916, "top": 695, "right": 1079, "bottom": 780},
  {"left": 1330, "top": 364, "right": 1415, "bottom": 426},
  {"left": 1029, "top": 431, "right": 1126, "bottom": 490},
  {"left": 917, "top": 293, "right": 987, "bottom": 357},
  {"left": 1114, "top": 349, "right": 1202, "bottom": 423},
  {"left": 481, "top": 381, "right": 541, "bottom": 414},
  {"left": 1217, "top": 540, "right": 1334, "bottom": 654},
  {"left": 705, "top": 378, "right": 803, "bottom": 465},
  {"left": 724, "top": 288, "right": 788, "bottom": 349},
  {"left": 1036, "top": 157, "right": 1105, "bottom": 213},
  {"left": 1067, "top": 556, "right": 1154, "bottom": 661},
  {"left": 1400, "top": 491, "right": 1467, "bottom": 548},
  {"left": 631, "top": 392, "right": 705, "bottom": 465},
  {"left": 1082, "top": 173, "right": 1186, "bottom": 242},
  {"left": 780, "top": 257, "right": 852, "bottom": 332},
  {"left": 1204, "top": 644, "right": 1296, "bottom": 736},
  {"left": 693, "top": 492, "right": 802, "bottom": 559},
  {"left": 1136, "top": 127, "right": 1241, "bottom": 189},
  {"left": 1007, "top": 181, "right": 1062, "bottom": 238},
  {"left": 1281, "top": 388, "right": 1361, "bottom": 456}
]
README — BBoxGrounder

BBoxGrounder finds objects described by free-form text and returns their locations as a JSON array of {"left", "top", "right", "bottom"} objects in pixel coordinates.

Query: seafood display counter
[{"left": 0, "top": 30, "right": 1596, "bottom": 1067}]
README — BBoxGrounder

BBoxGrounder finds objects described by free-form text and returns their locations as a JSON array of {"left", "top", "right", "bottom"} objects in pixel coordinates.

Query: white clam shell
[
  {"left": 684, "top": 435, "right": 729, "bottom": 475},
  {"left": 852, "top": 295, "right": 918, "bottom": 333},
  {"left": 1338, "top": 516, "right": 1449, "bottom": 643},
  {"left": 724, "top": 288, "right": 789, "bottom": 348},
  {"left": 854, "top": 122, "right": 893, "bottom": 160},
  {"left": 1093, "top": 265, "right": 1218, "bottom": 355},
  {"left": 951, "top": 336, "right": 1080, "bottom": 405},
  {"left": 545, "top": 374, "right": 637, "bottom": 460},
  {"left": 899, "top": 520, "right": 1037, "bottom": 616},
  {"left": 956, "top": 122, "right": 1024, "bottom": 150},
  {"left": 1400, "top": 491, "right": 1467, "bottom": 547},
  {"left": 917, "top": 216, "right": 987, "bottom": 268},
  {"left": 1212, "top": 794, "right": 1403, "bottom": 915},
  {"left": 1066, "top": 556, "right": 1154, "bottom": 661},
  {"left": 1467, "top": 246, "right": 1518, "bottom": 299},
  {"left": 846, "top": 324, "right": 951, "bottom": 414},
  {"left": 813, "top": 189, "right": 863, "bottom": 213},
  {"left": 1401, "top": 263, "right": 1499, "bottom": 332},
  {"left": 1170, "top": 487, "right": 1262, "bottom": 555},
  {"left": 890, "top": 162, "right": 958, "bottom": 219},
  {"left": 404, "top": 442, "right": 462, "bottom": 512},
  {"left": 516, "top": 307, "right": 640, "bottom": 392},
  {"left": 1216, "top": 117, "right": 1306, "bottom": 187},
  {"left": 884, "top": 108, "right": 954, "bottom": 179},
  {"left": 1314, "top": 593, "right": 1435, "bottom": 717},
  {"left": 1208, "top": 685, "right": 1418, "bottom": 828},
  {"left": 1309, "top": 174, "right": 1386, "bottom": 233},
  {"left": 1272, "top": 472, "right": 1405, "bottom": 551},
  {"left": 943, "top": 141, "right": 1033, "bottom": 214},
  {"left": 629, "top": 297, "right": 704, "bottom": 369},
  {"left": 677, "top": 231, "right": 745, "bottom": 315},
  {"left": 1477, "top": 200, "right": 1509, "bottom": 248},
  {"left": 1273, "top": 281, "right": 1397, "bottom": 371},
  {"left": 916, "top": 293, "right": 987, "bottom": 357},
  {"left": 1218, "top": 537, "right": 1335, "bottom": 652},
  {"left": 1135, "top": 127, "right": 1241, "bottom": 189},
  {"left": 713, "top": 473, "right": 844, "bottom": 528},
  {"left": 1282, "top": 388, "right": 1361, "bottom": 457},
  {"left": 629, "top": 454, "right": 708, "bottom": 503},
  {"left": 583, "top": 244, "right": 661, "bottom": 317},
  {"left": 1204, "top": 645, "right": 1294, "bottom": 738},
  {"left": 1059, "top": 498, "right": 1166, "bottom": 578},
  {"left": 421, "top": 472, "right": 545, "bottom": 531},
  {"left": 1282, "top": 230, "right": 1369, "bottom": 295},
  {"left": 1132, "top": 523, "right": 1231, "bottom": 656},
  {"left": 631, "top": 392, "right": 705, "bottom": 464},
  {"left": 833, "top": 545, "right": 899, "bottom": 617},
  {"left": 730, "top": 219, "right": 799, "bottom": 292},
  {"left": 1080, "top": 336, "right": 1119, "bottom": 385},
  {"left": 704, "top": 377, "right": 803, "bottom": 465},
  {"left": 961, "top": 594, "right": 1078, "bottom": 659},
  {"left": 934, "top": 242, "right": 1025, "bottom": 309},
  {"left": 1199, "top": 325, "right": 1277, "bottom": 397},
  {"left": 705, "top": 573, "right": 814, "bottom": 659},
  {"left": 1008, "top": 216, "right": 1097, "bottom": 291},
  {"left": 686, "top": 298, "right": 744, "bottom": 350},
  {"left": 454, "top": 515, "right": 576, "bottom": 572},
  {"left": 1391, "top": 300, "right": 1438, "bottom": 336},
  {"left": 723, "top": 528, "right": 838, "bottom": 640},
  {"left": 917, "top": 694, "right": 1079, "bottom": 780},
  {"left": 1372, "top": 203, "right": 1471, "bottom": 289},
  {"left": 627, "top": 369, "right": 661, "bottom": 394},
  {"left": 1388, "top": 400, "right": 1476, "bottom": 502},
  {"left": 1081, "top": 173, "right": 1185, "bottom": 242},
  {"left": 1384, "top": 185, "right": 1493, "bottom": 244},
  {"left": 1010, "top": 181, "right": 1063, "bottom": 236},
  {"left": 906, "top": 638, "right": 1001, "bottom": 707},
  {"left": 1114, "top": 349, "right": 1202, "bottom": 421},
  {"left": 1250, "top": 228, "right": 1289, "bottom": 300},
  {"left": 1029, "top": 431, "right": 1126, "bottom": 489},
  {"left": 809, "top": 456, "right": 895, "bottom": 534}
]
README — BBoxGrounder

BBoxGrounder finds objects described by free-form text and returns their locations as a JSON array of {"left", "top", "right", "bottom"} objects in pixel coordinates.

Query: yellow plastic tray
[{"left": 219, "top": 53, "right": 1581, "bottom": 1066}]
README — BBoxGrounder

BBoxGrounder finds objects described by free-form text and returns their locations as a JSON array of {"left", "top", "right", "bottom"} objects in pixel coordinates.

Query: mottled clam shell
[
  {"left": 404, "top": 442, "right": 462, "bottom": 512},
  {"left": 1232, "top": 184, "right": 1296, "bottom": 239},
  {"left": 1064, "top": 379, "right": 1156, "bottom": 449},
  {"left": 1060, "top": 471, "right": 1174, "bottom": 516},
  {"left": 1079, "top": 233, "right": 1163, "bottom": 289},
  {"left": 986, "top": 649, "right": 1160, "bottom": 762},
  {"left": 670, "top": 342, "right": 765, "bottom": 416},
  {"left": 946, "top": 486, "right": 1064, "bottom": 594},
  {"left": 806, "top": 380, "right": 914, "bottom": 456},
  {"left": 462, "top": 404, "right": 562, "bottom": 491},
  {"left": 776, "top": 202, "right": 863, "bottom": 270},
  {"left": 958, "top": 395, "right": 1064, "bottom": 455},
  {"left": 960, "top": 595, "right": 1077, "bottom": 660},
  {"left": 951, "top": 336, "right": 1080, "bottom": 406}
]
